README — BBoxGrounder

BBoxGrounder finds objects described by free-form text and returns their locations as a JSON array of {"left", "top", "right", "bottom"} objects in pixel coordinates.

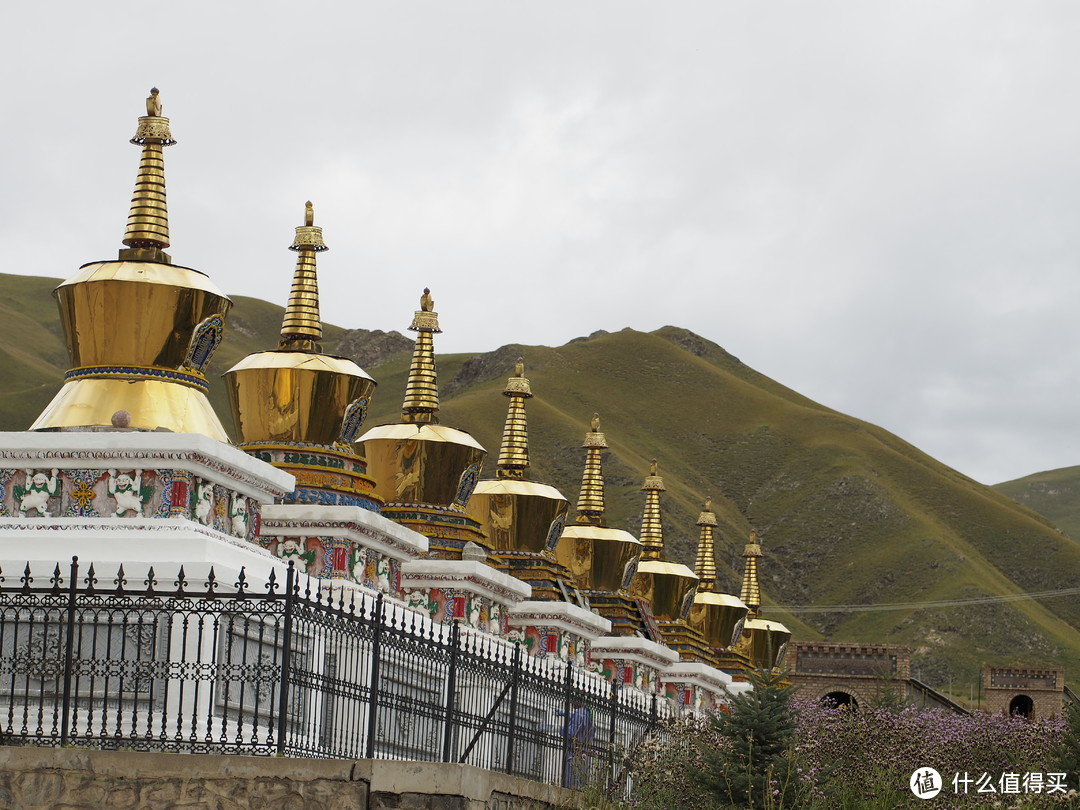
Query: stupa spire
[
  {"left": 401, "top": 287, "right": 441, "bottom": 423},
  {"left": 120, "top": 87, "right": 176, "bottom": 264},
  {"left": 496, "top": 357, "right": 532, "bottom": 479},
  {"left": 575, "top": 413, "right": 607, "bottom": 525},
  {"left": 279, "top": 201, "right": 326, "bottom": 350},
  {"left": 639, "top": 459, "right": 665, "bottom": 560},
  {"left": 694, "top": 497, "right": 718, "bottom": 592},
  {"left": 740, "top": 530, "right": 763, "bottom": 614}
]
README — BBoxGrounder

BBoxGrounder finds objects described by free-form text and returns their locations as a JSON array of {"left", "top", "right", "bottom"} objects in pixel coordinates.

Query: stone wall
[
  {"left": 981, "top": 665, "right": 1065, "bottom": 719},
  {"left": 788, "top": 641, "right": 911, "bottom": 707},
  {"left": 0, "top": 748, "right": 572, "bottom": 810}
]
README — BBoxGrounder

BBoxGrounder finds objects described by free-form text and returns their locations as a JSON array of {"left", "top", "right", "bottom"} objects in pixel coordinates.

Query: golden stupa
[
  {"left": 732, "top": 531, "right": 792, "bottom": 670},
  {"left": 553, "top": 414, "right": 649, "bottom": 636},
  {"left": 628, "top": 460, "right": 700, "bottom": 622},
  {"left": 223, "top": 203, "right": 380, "bottom": 509},
  {"left": 357, "top": 289, "right": 489, "bottom": 556},
  {"left": 31, "top": 89, "right": 232, "bottom": 440},
  {"left": 554, "top": 415, "right": 642, "bottom": 593},
  {"left": 686, "top": 498, "right": 750, "bottom": 653},
  {"left": 466, "top": 360, "right": 581, "bottom": 601}
]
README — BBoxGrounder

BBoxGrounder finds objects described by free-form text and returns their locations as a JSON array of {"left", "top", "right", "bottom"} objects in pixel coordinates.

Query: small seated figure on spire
[
  {"left": 515, "top": 356, "right": 524, "bottom": 378},
  {"left": 650, "top": 458, "right": 658, "bottom": 476},
  {"left": 421, "top": 287, "right": 434, "bottom": 312},
  {"left": 146, "top": 87, "right": 162, "bottom": 117},
  {"left": 305, "top": 200, "right": 314, "bottom": 227},
  {"left": 591, "top": 413, "right": 600, "bottom": 433}
]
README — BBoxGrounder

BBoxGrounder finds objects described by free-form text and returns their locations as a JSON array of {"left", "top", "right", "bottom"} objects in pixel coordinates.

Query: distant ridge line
[{"left": 779, "top": 587, "right": 1080, "bottom": 614}]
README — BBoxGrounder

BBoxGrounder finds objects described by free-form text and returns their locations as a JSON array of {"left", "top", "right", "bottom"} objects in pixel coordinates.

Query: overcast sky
[{"left": 3, "top": 2, "right": 1080, "bottom": 485}]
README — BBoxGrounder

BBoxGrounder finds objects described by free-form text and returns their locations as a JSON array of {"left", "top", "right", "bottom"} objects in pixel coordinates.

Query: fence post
[
  {"left": 607, "top": 678, "right": 619, "bottom": 789},
  {"left": 275, "top": 562, "right": 296, "bottom": 756},
  {"left": 59, "top": 556, "right": 79, "bottom": 746},
  {"left": 560, "top": 659, "right": 574, "bottom": 789},
  {"left": 649, "top": 690, "right": 658, "bottom": 730},
  {"left": 365, "top": 593, "right": 384, "bottom": 759},
  {"left": 441, "top": 619, "right": 461, "bottom": 762},
  {"left": 504, "top": 643, "right": 521, "bottom": 774}
]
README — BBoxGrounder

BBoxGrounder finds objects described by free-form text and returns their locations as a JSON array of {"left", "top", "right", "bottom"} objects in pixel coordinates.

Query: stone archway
[
  {"left": 1009, "top": 694, "right": 1034, "bottom": 718},
  {"left": 822, "top": 690, "right": 858, "bottom": 709}
]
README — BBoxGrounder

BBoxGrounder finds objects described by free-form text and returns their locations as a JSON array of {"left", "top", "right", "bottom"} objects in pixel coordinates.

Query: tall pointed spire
[
  {"left": 401, "top": 287, "right": 441, "bottom": 423},
  {"left": 496, "top": 357, "right": 532, "bottom": 479},
  {"left": 120, "top": 87, "right": 176, "bottom": 263},
  {"left": 639, "top": 459, "right": 665, "bottom": 560},
  {"left": 279, "top": 201, "right": 325, "bottom": 349},
  {"left": 740, "top": 530, "right": 762, "bottom": 614},
  {"left": 575, "top": 413, "right": 607, "bottom": 525},
  {"left": 694, "top": 497, "right": 718, "bottom": 592}
]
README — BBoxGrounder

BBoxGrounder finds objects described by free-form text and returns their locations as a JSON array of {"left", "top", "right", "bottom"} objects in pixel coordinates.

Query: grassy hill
[
  {"left": 6, "top": 272, "right": 1080, "bottom": 699},
  {"left": 995, "top": 468, "right": 1080, "bottom": 544}
]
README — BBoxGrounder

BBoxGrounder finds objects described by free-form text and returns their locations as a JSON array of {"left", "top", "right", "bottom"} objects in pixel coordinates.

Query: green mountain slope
[
  {"left": 364, "top": 328, "right": 1080, "bottom": 692},
  {"left": 6, "top": 271, "right": 1080, "bottom": 697},
  {"left": 995, "top": 468, "right": 1080, "bottom": 544}
]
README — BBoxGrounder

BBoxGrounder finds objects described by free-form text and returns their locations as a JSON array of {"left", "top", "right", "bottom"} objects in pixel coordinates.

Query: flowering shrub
[
  {"left": 611, "top": 693, "right": 1077, "bottom": 810},
  {"left": 620, "top": 713, "right": 726, "bottom": 810},
  {"left": 794, "top": 698, "right": 1068, "bottom": 808}
]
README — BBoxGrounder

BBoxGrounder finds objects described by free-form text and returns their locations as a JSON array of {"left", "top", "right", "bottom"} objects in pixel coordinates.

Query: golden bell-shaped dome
[
  {"left": 628, "top": 460, "right": 699, "bottom": 621},
  {"left": 358, "top": 289, "right": 487, "bottom": 510},
  {"left": 224, "top": 203, "right": 377, "bottom": 446},
  {"left": 686, "top": 497, "right": 749, "bottom": 649},
  {"left": 736, "top": 618, "right": 791, "bottom": 670},
  {"left": 554, "top": 414, "right": 642, "bottom": 592},
  {"left": 31, "top": 89, "right": 232, "bottom": 440}
]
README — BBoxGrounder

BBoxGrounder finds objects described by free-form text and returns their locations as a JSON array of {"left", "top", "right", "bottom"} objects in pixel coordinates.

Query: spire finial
[
  {"left": 740, "top": 530, "right": 763, "bottom": 614},
  {"left": 146, "top": 87, "right": 162, "bottom": 117},
  {"left": 694, "top": 496, "right": 719, "bottom": 592},
  {"left": 279, "top": 201, "right": 326, "bottom": 348},
  {"left": 120, "top": 87, "right": 177, "bottom": 263},
  {"left": 575, "top": 412, "right": 608, "bottom": 525},
  {"left": 639, "top": 460, "right": 666, "bottom": 558},
  {"left": 496, "top": 358, "right": 533, "bottom": 478},
  {"left": 402, "top": 287, "right": 442, "bottom": 423}
]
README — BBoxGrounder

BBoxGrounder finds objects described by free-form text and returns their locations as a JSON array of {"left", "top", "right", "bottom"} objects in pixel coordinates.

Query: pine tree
[{"left": 691, "top": 668, "right": 801, "bottom": 809}]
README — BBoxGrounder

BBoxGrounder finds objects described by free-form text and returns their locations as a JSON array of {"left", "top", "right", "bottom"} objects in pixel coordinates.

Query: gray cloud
[{"left": 4, "top": 2, "right": 1080, "bottom": 484}]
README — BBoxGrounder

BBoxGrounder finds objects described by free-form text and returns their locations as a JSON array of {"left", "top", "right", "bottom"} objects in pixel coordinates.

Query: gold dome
[
  {"left": 224, "top": 203, "right": 376, "bottom": 446},
  {"left": 689, "top": 591, "right": 751, "bottom": 650},
  {"left": 735, "top": 617, "right": 792, "bottom": 670},
  {"left": 631, "top": 558, "right": 699, "bottom": 621},
  {"left": 31, "top": 89, "right": 232, "bottom": 440}
]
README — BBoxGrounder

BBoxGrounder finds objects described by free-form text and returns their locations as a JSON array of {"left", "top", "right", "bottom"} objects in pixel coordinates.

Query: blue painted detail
[
  {"left": 452, "top": 463, "right": 481, "bottom": 508},
  {"left": 338, "top": 397, "right": 369, "bottom": 444},
  {"left": 184, "top": 314, "right": 225, "bottom": 373}
]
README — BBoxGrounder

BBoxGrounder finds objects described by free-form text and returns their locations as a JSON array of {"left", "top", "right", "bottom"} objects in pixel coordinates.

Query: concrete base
[{"left": 0, "top": 747, "right": 573, "bottom": 810}]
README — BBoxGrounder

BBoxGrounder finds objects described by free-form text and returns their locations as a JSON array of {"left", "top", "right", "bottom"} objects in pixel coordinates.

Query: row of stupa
[{"left": 10, "top": 89, "right": 789, "bottom": 708}]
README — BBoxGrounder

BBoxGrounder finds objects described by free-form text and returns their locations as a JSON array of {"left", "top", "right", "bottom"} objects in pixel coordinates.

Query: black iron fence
[{"left": 0, "top": 557, "right": 663, "bottom": 790}]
